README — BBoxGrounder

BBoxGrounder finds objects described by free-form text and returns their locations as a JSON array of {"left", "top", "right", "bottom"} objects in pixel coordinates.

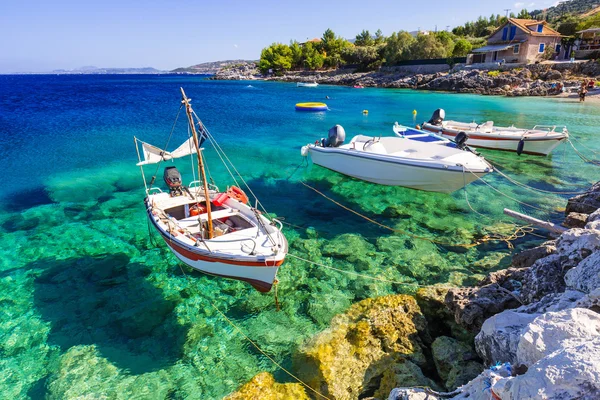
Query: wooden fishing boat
[
  {"left": 301, "top": 124, "right": 492, "bottom": 193},
  {"left": 134, "top": 88, "right": 287, "bottom": 292},
  {"left": 421, "top": 109, "right": 568, "bottom": 156}
]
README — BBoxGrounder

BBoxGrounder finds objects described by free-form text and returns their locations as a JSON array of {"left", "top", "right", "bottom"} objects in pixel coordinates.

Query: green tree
[
  {"left": 408, "top": 34, "right": 448, "bottom": 59},
  {"left": 258, "top": 43, "right": 292, "bottom": 74},
  {"left": 383, "top": 31, "right": 415, "bottom": 64},
  {"left": 436, "top": 31, "right": 455, "bottom": 56},
  {"left": 374, "top": 29, "right": 385, "bottom": 45},
  {"left": 517, "top": 9, "right": 531, "bottom": 19},
  {"left": 556, "top": 15, "right": 580, "bottom": 36},
  {"left": 342, "top": 45, "right": 382, "bottom": 71},
  {"left": 302, "top": 42, "right": 324, "bottom": 70},
  {"left": 289, "top": 40, "right": 303, "bottom": 69},
  {"left": 355, "top": 30, "right": 374, "bottom": 46},
  {"left": 320, "top": 28, "right": 352, "bottom": 68},
  {"left": 452, "top": 38, "right": 473, "bottom": 57}
]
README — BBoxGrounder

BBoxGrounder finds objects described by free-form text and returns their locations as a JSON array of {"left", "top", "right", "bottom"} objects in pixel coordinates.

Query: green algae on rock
[
  {"left": 293, "top": 294, "right": 431, "bottom": 399},
  {"left": 224, "top": 372, "right": 310, "bottom": 400}
]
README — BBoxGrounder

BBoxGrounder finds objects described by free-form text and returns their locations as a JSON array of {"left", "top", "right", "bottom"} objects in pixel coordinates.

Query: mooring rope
[
  {"left": 299, "top": 181, "right": 532, "bottom": 249},
  {"left": 489, "top": 162, "right": 589, "bottom": 195},
  {"left": 568, "top": 139, "right": 600, "bottom": 166},
  {"left": 288, "top": 254, "right": 451, "bottom": 288}
]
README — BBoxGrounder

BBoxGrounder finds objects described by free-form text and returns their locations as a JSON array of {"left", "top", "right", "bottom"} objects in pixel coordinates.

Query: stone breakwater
[
  {"left": 225, "top": 182, "right": 600, "bottom": 400},
  {"left": 212, "top": 61, "right": 600, "bottom": 97}
]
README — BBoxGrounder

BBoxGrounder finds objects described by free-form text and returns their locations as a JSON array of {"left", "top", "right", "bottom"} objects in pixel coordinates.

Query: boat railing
[
  {"left": 271, "top": 218, "right": 284, "bottom": 232},
  {"left": 146, "top": 187, "right": 163, "bottom": 195},
  {"left": 531, "top": 125, "right": 569, "bottom": 136},
  {"left": 188, "top": 180, "right": 220, "bottom": 192},
  {"left": 207, "top": 236, "right": 257, "bottom": 255}
]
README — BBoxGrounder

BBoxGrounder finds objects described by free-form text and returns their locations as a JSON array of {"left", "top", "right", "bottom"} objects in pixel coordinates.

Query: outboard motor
[
  {"left": 164, "top": 166, "right": 184, "bottom": 197},
  {"left": 427, "top": 109, "right": 446, "bottom": 126},
  {"left": 455, "top": 131, "right": 469, "bottom": 149},
  {"left": 322, "top": 125, "right": 346, "bottom": 147}
]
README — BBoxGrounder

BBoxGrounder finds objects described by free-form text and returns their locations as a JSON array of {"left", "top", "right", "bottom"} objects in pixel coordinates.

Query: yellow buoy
[
  {"left": 362, "top": 109, "right": 368, "bottom": 114},
  {"left": 412, "top": 109, "right": 417, "bottom": 115}
]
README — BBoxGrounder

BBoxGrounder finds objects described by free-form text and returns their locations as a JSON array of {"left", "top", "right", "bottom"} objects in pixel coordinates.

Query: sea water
[{"left": 1, "top": 74, "right": 599, "bottom": 399}]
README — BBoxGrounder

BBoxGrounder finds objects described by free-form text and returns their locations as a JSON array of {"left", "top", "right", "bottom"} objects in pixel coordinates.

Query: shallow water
[{"left": 1, "top": 75, "right": 599, "bottom": 398}]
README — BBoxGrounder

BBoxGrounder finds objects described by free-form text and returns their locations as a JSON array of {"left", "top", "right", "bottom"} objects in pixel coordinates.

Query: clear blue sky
[{"left": 0, "top": 0, "right": 559, "bottom": 73}]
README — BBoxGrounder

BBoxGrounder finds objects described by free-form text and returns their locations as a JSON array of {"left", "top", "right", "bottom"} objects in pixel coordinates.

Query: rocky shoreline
[
  {"left": 225, "top": 182, "right": 600, "bottom": 399},
  {"left": 212, "top": 61, "right": 600, "bottom": 97}
]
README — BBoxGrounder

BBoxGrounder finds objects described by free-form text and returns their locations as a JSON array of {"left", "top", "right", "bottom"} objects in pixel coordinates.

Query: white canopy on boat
[{"left": 136, "top": 137, "right": 197, "bottom": 166}]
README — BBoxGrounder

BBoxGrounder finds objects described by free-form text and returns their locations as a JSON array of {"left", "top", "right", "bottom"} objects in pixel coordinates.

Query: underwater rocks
[
  {"left": 430, "top": 336, "right": 482, "bottom": 390},
  {"left": 223, "top": 372, "right": 309, "bottom": 400},
  {"left": 293, "top": 295, "right": 435, "bottom": 399}
]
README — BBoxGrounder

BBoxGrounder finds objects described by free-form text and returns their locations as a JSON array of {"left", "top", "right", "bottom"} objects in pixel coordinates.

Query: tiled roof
[{"left": 490, "top": 18, "right": 562, "bottom": 38}]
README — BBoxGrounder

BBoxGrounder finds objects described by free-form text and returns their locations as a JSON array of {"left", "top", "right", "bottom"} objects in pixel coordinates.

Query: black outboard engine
[
  {"left": 428, "top": 109, "right": 446, "bottom": 126},
  {"left": 322, "top": 125, "right": 346, "bottom": 147},
  {"left": 455, "top": 131, "right": 469, "bottom": 149},
  {"left": 164, "top": 166, "right": 184, "bottom": 197}
]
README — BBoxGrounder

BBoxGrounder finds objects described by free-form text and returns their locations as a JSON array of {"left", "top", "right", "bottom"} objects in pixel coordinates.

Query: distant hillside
[
  {"left": 51, "top": 66, "right": 164, "bottom": 74},
  {"left": 171, "top": 60, "right": 257, "bottom": 74},
  {"left": 531, "top": 0, "right": 600, "bottom": 21}
]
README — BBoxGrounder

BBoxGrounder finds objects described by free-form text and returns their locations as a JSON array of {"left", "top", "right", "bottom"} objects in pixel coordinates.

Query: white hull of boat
[
  {"left": 297, "top": 82, "right": 318, "bottom": 87},
  {"left": 308, "top": 145, "right": 489, "bottom": 193},
  {"left": 164, "top": 239, "right": 281, "bottom": 292},
  {"left": 423, "top": 124, "right": 567, "bottom": 156}
]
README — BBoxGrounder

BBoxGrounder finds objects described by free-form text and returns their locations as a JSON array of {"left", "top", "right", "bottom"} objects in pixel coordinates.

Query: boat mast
[{"left": 180, "top": 87, "right": 214, "bottom": 239}]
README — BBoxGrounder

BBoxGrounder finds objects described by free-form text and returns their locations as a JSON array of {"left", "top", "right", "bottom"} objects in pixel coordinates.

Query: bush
[{"left": 487, "top": 70, "right": 501, "bottom": 77}]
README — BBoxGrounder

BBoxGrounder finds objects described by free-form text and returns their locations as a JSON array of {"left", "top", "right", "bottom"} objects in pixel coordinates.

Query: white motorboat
[
  {"left": 134, "top": 88, "right": 287, "bottom": 292},
  {"left": 297, "top": 82, "right": 319, "bottom": 87},
  {"left": 421, "top": 109, "right": 568, "bottom": 156},
  {"left": 301, "top": 125, "right": 493, "bottom": 193}
]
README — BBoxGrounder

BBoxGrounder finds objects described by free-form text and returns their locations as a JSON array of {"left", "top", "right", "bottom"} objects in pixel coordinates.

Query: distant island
[{"left": 170, "top": 60, "right": 258, "bottom": 74}]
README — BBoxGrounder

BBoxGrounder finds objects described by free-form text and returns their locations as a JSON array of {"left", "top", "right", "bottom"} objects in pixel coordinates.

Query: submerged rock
[
  {"left": 431, "top": 336, "right": 482, "bottom": 390},
  {"left": 223, "top": 372, "right": 309, "bottom": 400},
  {"left": 294, "top": 295, "right": 434, "bottom": 399}
]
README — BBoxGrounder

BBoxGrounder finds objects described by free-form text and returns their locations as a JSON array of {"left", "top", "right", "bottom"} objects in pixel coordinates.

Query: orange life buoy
[{"left": 227, "top": 186, "right": 249, "bottom": 204}]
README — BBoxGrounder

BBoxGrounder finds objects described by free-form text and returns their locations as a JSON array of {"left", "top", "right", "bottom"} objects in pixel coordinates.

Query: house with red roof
[{"left": 469, "top": 18, "right": 564, "bottom": 64}]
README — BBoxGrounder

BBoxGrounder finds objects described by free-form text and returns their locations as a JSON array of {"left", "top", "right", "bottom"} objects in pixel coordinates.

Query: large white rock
[
  {"left": 514, "top": 290, "right": 585, "bottom": 314},
  {"left": 492, "top": 337, "right": 600, "bottom": 400},
  {"left": 564, "top": 251, "right": 600, "bottom": 294},
  {"left": 516, "top": 308, "right": 600, "bottom": 367},
  {"left": 475, "top": 311, "right": 538, "bottom": 366},
  {"left": 555, "top": 228, "right": 600, "bottom": 268}
]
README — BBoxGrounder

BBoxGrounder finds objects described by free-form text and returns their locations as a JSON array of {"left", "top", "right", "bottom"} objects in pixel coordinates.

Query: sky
[{"left": 0, "top": 0, "right": 561, "bottom": 73}]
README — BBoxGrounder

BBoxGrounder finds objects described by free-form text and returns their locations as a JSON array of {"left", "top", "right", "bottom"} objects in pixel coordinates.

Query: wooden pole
[
  {"left": 503, "top": 208, "right": 567, "bottom": 235},
  {"left": 181, "top": 87, "right": 213, "bottom": 239}
]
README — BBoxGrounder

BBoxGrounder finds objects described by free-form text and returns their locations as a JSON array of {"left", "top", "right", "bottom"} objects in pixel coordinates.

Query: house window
[
  {"left": 509, "top": 26, "right": 517, "bottom": 40},
  {"left": 537, "top": 24, "right": 543, "bottom": 33},
  {"left": 556, "top": 44, "right": 561, "bottom": 53},
  {"left": 539, "top": 43, "right": 545, "bottom": 53},
  {"left": 514, "top": 44, "right": 520, "bottom": 54},
  {"left": 502, "top": 27, "right": 508, "bottom": 41}
]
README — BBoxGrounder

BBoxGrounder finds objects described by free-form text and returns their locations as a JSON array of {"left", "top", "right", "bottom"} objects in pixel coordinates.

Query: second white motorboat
[
  {"left": 301, "top": 125, "right": 493, "bottom": 193},
  {"left": 421, "top": 109, "right": 568, "bottom": 156}
]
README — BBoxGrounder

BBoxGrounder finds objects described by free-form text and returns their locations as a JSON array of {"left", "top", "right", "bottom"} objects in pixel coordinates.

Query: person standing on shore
[{"left": 579, "top": 81, "right": 588, "bottom": 102}]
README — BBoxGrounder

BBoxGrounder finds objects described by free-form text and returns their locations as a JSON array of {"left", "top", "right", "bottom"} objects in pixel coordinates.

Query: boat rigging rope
[
  {"left": 299, "top": 181, "right": 532, "bottom": 249},
  {"left": 464, "top": 170, "right": 552, "bottom": 213},
  {"left": 567, "top": 139, "right": 600, "bottom": 166},
  {"left": 288, "top": 254, "right": 452, "bottom": 288},
  {"left": 174, "top": 263, "right": 332, "bottom": 400},
  {"left": 462, "top": 166, "right": 492, "bottom": 220},
  {"left": 488, "top": 162, "right": 590, "bottom": 195},
  {"left": 149, "top": 104, "right": 184, "bottom": 189},
  {"left": 569, "top": 135, "right": 600, "bottom": 156}
]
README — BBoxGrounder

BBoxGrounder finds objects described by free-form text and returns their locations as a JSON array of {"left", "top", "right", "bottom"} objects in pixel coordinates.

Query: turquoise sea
[{"left": 1, "top": 74, "right": 599, "bottom": 399}]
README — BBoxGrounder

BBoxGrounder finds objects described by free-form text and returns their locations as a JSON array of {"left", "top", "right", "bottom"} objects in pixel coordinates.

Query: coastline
[{"left": 212, "top": 60, "right": 600, "bottom": 100}]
